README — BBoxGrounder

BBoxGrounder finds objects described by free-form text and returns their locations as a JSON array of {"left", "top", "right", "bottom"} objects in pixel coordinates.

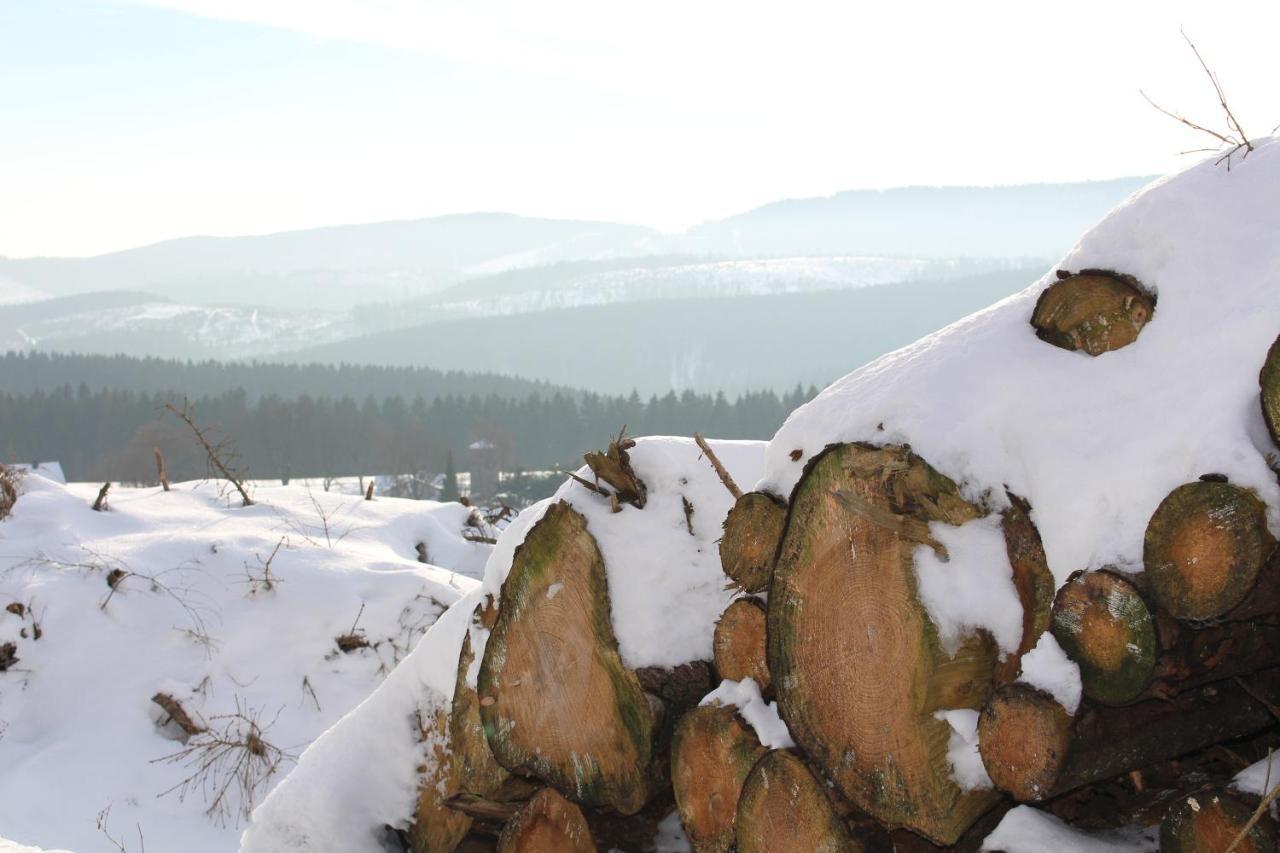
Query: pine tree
[{"left": 442, "top": 450, "right": 460, "bottom": 502}]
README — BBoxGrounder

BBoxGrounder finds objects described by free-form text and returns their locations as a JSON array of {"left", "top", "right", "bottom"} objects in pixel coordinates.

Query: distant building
[
  {"left": 11, "top": 461, "right": 66, "bottom": 484},
  {"left": 468, "top": 440, "right": 500, "bottom": 502}
]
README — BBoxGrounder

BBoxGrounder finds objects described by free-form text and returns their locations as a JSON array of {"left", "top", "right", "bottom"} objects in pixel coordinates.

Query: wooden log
[
  {"left": 478, "top": 501, "right": 658, "bottom": 815},
  {"left": 582, "top": 430, "right": 647, "bottom": 509},
  {"left": 671, "top": 704, "right": 768, "bottom": 853},
  {"left": 1144, "top": 479, "right": 1276, "bottom": 622},
  {"left": 1030, "top": 270, "right": 1154, "bottom": 356},
  {"left": 1050, "top": 569, "right": 1157, "bottom": 705},
  {"left": 408, "top": 707, "right": 474, "bottom": 853},
  {"left": 995, "top": 492, "right": 1057, "bottom": 684},
  {"left": 712, "top": 598, "right": 770, "bottom": 690},
  {"left": 497, "top": 788, "right": 596, "bottom": 853},
  {"left": 450, "top": 618, "right": 510, "bottom": 797},
  {"left": 768, "top": 443, "right": 1000, "bottom": 844},
  {"left": 977, "top": 670, "right": 1280, "bottom": 803},
  {"left": 1260, "top": 332, "right": 1280, "bottom": 448},
  {"left": 719, "top": 491, "right": 787, "bottom": 593},
  {"left": 1160, "top": 787, "right": 1279, "bottom": 853},
  {"left": 734, "top": 750, "right": 862, "bottom": 853}
]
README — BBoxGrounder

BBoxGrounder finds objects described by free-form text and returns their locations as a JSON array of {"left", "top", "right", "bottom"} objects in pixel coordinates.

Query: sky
[{"left": 1, "top": 0, "right": 1278, "bottom": 258}]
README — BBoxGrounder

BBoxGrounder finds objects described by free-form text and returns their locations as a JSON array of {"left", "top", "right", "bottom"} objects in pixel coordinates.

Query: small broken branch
[
  {"left": 164, "top": 399, "right": 253, "bottom": 507},
  {"left": 154, "top": 448, "right": 171, "bottom": 492},
  {"left": 93, "top": 482, "right": 111, "bottom": 512},
  {"left": 364, "top": 480, "right": 375, "bottom": 501},
  {"left": 694, "top": 432, "right": 742, "bottom": 499},
  {"left": 152, "top": 692, "right": 206, "bottom": 738},
  {"left": 682, "top": 496, "right": 695, "bottom": 535}
]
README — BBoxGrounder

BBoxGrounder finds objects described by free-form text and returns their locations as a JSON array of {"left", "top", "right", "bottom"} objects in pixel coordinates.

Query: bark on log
[
  {"left": 1050, "top": 570, "right": 1157, "bottom": 705},
  {"left": 977, "top": 670, "right": 1280, "bottom": 803},
  {"left": 996, "top": 493, "right": 1057, "bottom": 684},
  {"left": 450, "top": 622, "right": 510, "bottom": 797},
  {"left": 712, "top": 598, "right": 770, "bottom": 690},
  {"left": 719, "top": 491, "right": 787, "bottom": 593},
  {"left": 671, "top": 704, "right": 768, "bottom": 853},
  {"left": 1143, "top": 479, "right": 1276, "bottom": 622},
  {"left": 768, "top": 443, "right": 1000, "bottom": 844},
  {"left": 582, "top": 431, "right": 647, "bottom": 509},
  {"left": 734, "top": 749, "right": 862, "bottom": 853},
  {"left": 408, "top": 707, "right": 473, "bottom": 853},
  {"left": 1160, "top": 787, "right": 1279, "bottom": 853},
  {"left": 1030, "top": 270, "right": 1154, "bottom": 356},
  {"left": 478, "top": 501, "right": 658, "bottom": 815},
  {"left": 497, "top": 788, "right": 596, "bottom": 853}
]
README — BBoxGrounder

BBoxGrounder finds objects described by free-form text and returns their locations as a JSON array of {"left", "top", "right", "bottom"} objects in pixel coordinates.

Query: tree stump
[
  {"left": 719, "top": 491, "right": 787, "bottom": 593},
  {"left": 768, "top": 443, "right": 1000, "bottom": 844},
  {"left": 671, "top": 705, "right": 768, "bottom": 853},
  {"left": 478, "top": 501, "right": 657, "bottom": 815},
  {"left": 1030, "top": 271, "right": 1154, "bottom": 356},
  {"left": 735, "top": 750, "right": 861, "bottom": 853},
  {"left": 713, "top": 598, "right": 770, "bottom": 690},
  {"left": 1144, "top": 480, "right": 1275, "bottom": 621}
]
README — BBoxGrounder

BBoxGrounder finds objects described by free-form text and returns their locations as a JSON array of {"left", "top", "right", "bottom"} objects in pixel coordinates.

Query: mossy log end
[
  {"left": 671, "top": 704, "right": 768, "bottom": 853},
  {"left": 768, "top": 443, "right": 1000, "bottom": 845},
  {"left": 408, "top": 707, "right": 473, "bottom": 853},
  {"left": 1144, "top": 480, "right": 1276, "bottom": 622},
  {"left": 979, "top": 671, "right": 1280, "bottom": 803},
  {"left": 1030, "top": 271, "right": 1154, "bottom": 356},
  {"left": 478, "top": 501, "right": 657, "bottom": 815},
  {"left": 451, "top": 620, "right": 511, "bottom": 797},
  {"left": 713, "top": 598, "right": 770, "bottom": 690},
  {"left": 1261, "top": 333, "right": 1280, "bottom": 448},
  {"left": 719, "top": 491, "right": 787, "bottom": 593},
  {"left": 497, "top": 788, "right": 597, "bottom": 853},
  {"left": 735, "top": 750, "right": 862, "bottom": 853},
  {"left": 996, "top": 493, "right": 1056, "bottom": 684},
  {"left": 1050, "top": 569, "right": 1156, "bottom": 706},
  {"left": 1160, "top": 787, "right": 1279, "bottom": 853}
]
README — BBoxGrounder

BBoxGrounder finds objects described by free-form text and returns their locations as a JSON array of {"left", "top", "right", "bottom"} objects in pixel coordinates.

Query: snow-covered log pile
[
  {"left": 0, "top": 474, "right": 492, "bottom": 853},
  {"left": 242, "top": 143, "right": 1280, "bottom": 853}
]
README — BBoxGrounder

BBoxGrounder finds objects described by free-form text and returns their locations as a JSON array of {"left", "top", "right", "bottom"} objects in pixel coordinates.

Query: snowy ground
[{"left": 0, "top": 472, "right": 490, "bottom": 853}]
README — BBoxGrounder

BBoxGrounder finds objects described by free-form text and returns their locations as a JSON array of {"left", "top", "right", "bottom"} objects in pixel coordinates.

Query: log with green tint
[
  {"left": 478, "top": 501, "right": 658, "bottom": 815},
  {"left": 1260, "top": 333, "right": 1280, "bottom": 448},
  {"left": 767, "top": 442, "right": 1000, "bottom": 845},
  {"left": 671, "top": 704, "right": 768, "bottom": 853},
  {"left": 1161, "top": 787, "right": 1278, "bottom": 853},
  {"left": 719, "top": 491, "right": 787, "bottom": 593},
  {"left": 1030, "top": 271, "right": 1154, "bottom": 356},
  {"left": 1050, "top": 570, "right": 1156, "bottom": 705},
  {"left": 735, "top": 750, "right": 862, "bottom": 853},
  {"left": 1144, "top": 479, "right": 1276, "bottom": 622},
  {"left": 978, "top": 671, "right": 1280, "bottom": 803}
]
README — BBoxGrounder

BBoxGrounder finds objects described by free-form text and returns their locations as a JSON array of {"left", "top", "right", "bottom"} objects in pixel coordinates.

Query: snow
[
  {"left": 481, "top": 437, "right": 766, "bottom": 670},
  {"left": 652, "top": 809, "right": 693, "bottom": 853},
  {"left": 9, "top": 462, "right": 66, "bottom": 485},
  {"left": 240, "top": 588, "right": 483, "bottom": 853},
  {"left": 760, "top": 140, "right": 1280, "bottom": 650},
  {"left": 914, "top": 516, "right": 1021, "bottom": 656},
  {"left": 0, "top": 475, "right": 487, "bottom": 853},
  {"left": 1018, "top": 632, "right": 1082, "bottom": 714},
  {"left": 981, "top": 806, "right": 1158, "bottom": 852},
  {"left": 700, "top": 678, "right": 795, "bottom": 750},
  {"left": 934, "top": 709, "right": 992, "bottom": 791},
  {"left": 1234, "top": 751, "right": 1280, "bottom": 797}
]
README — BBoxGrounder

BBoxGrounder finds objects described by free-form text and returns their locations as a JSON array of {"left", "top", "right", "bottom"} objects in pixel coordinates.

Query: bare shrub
[{"left": 0, "top": 464, "right": 20, "bottom": 521}]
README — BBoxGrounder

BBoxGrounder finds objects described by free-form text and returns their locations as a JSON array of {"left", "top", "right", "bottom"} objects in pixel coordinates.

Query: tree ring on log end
[
  {"left": 720, "top": 491, "right": 787, "bottom": 593},
  {"left": 1050, "top": 570, "right": 1155, "bottom": 705},
  {"left": 977, "top": 683, "right": 1073, "bottom": 803},
  {"left": 735, "top": 750, "right": 861, "bottom": 853},
  {"left": 1030, "top": 271, "right": 1154, "bottom": 356}
]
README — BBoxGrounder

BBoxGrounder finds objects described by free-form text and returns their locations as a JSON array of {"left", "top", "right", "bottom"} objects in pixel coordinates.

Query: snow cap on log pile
[{"left": 759, "top": 140, "right": 1280, "bottom": 585}]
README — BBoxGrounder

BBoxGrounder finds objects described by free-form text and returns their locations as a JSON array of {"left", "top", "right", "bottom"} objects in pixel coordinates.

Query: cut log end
[
  {"left": 768, "top": 443, "right": 998, "bottom": 844},
  {"left": 1260, "top": 333, "right": 1280, "bottom": 448},
  {"left": 497, "top": 788, "right": 597, "bottom": 853},
  {"left": 1144, "top": 480, "right": 1275, "bottom": 621},
  {"left": 1030, "top": 271, "right": 1154, "bottom": 356},
  {"left": 478, "top": 501, "right": 656, "bottom": 815},
  {"left": 1160, "top": 788, "right": 1279, "bottom": 853},
  {"left": 735, "top": 750, "right": 861, "bottom": 853},
  {"left": 713, "top": 598, "right": 770, "bottom": 690},
  {"left": 1050, "top": 570, "right": 1155, "bottom": 705},
  {"left": 719, "top": 491, "right": 787, "bottom": 593},
  {"left": 977, "top": 683, "right": 1074, "bottom": 803},
  {"left": 671, "top": 704, "right": 768, "bottom": 853}
]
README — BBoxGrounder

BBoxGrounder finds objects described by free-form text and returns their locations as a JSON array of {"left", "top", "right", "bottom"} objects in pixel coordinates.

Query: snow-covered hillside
[{"left": 0, "top": 472, "right": 491, "bottom": 853}]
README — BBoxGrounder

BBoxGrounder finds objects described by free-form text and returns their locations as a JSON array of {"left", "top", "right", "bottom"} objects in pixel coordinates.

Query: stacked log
[
  {"left": 711, "top": 598, "right": 769, "bottom": 690},
  {"left": 670, "top": 704, "right": 767, "bottom": 852},
  {"left": 1160, "top": 787, "right": 1279, "bottom": 853}
]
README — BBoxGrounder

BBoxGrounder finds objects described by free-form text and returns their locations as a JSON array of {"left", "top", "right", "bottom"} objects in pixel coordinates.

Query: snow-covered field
[{"left": 0, "top": 472, "right": 491, "bottom": 853}]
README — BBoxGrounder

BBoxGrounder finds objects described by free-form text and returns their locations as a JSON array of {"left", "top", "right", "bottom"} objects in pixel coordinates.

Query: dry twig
[
  {"left": 164, "top": 399, "right": 253, "bottom": 506},
  {"left": 694, "top": 432, "right": 743, "bottom": 499}
]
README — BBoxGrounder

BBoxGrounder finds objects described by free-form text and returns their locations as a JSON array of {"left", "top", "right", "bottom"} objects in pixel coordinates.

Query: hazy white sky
[{"left": 2, "top": 0, "right": 1278, "bottom": 257}]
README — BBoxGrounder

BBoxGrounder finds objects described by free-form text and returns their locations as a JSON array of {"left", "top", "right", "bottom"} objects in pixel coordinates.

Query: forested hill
[
  {"left": 0, "top": 351, "right": 569, "bottom": 401},
  {"left": 1, "top": 383, "right": 817, "bottom": 485}
]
